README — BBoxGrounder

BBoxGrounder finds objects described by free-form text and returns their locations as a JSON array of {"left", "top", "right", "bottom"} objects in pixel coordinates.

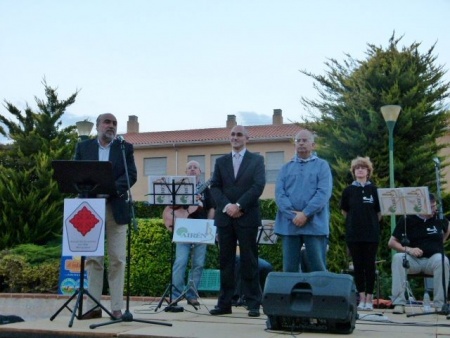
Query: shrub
[{"left": 0, "top": 244, "right": 61, "bottom": 293}]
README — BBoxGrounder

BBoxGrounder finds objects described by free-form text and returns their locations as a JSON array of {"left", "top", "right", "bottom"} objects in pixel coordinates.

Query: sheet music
[
  {"left": 377, "top": 186, "right": 431, "bottom": 216},
  {"left": 147, "top": 175, "right": 196, "bottom": 205}
]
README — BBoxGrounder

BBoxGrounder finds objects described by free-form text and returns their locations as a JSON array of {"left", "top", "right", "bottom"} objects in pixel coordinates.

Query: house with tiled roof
[{"left": 123, "top": 109, "right": 302, "bottom": 201}]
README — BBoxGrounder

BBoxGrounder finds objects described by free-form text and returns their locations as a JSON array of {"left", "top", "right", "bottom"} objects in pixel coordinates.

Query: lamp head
[
  {"left": 380, "top": 105, "right": 401, "bottom": 123},
  {"left": 76, "top": 120, "right": 94, "bottom": 138}
]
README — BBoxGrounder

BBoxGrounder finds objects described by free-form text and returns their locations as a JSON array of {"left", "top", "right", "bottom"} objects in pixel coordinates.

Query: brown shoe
[
  {"left": 187, "top": 298, "right": 200, "bottom": 306},
  {"left": 80, "top": 309, "right": 102, "bottom": 320},
  {"left": 111, "top": 310, "right": 122, "bottom": 320}
]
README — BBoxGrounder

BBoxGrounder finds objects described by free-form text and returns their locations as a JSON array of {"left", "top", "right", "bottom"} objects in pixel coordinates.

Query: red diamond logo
[{"left": 69, "top": 206, "right": 100, "bottom": 236}]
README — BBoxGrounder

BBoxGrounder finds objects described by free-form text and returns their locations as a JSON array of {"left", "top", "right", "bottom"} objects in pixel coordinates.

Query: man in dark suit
[
  {"left": 74, "top": 113, "right": 137, "bottom": 320},
  {"left": 209, "top": 125, "right": 266, "bottom": 317}
]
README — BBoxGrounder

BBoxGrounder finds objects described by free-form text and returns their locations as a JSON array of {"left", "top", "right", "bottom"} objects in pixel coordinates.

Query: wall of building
[{"left": 131, "top": 140, "right": 296, "bottom": 202}]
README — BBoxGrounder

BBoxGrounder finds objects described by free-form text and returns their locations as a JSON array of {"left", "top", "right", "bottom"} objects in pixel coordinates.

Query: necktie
[{"left": 233, "top": 153, "right": 241, "bottom": 177}]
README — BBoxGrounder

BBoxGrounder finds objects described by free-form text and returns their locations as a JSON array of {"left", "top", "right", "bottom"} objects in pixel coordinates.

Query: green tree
[
  {"left": 0, "top": 80, "right": 80, "bottom": 249},
  {"left": 300, "top": 34, "right": 450, "bottom": 275}
]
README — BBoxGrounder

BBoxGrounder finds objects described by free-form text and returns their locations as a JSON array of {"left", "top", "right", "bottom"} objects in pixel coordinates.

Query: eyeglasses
[
  {"left": 294, "top": 138, "right": 310, "bottom": 143},
  {"left": 231, "top": 132, "right": 244, "bottom": 137},
  {"left": 354, "top": 165, "right": 368, "bottom": 170}
]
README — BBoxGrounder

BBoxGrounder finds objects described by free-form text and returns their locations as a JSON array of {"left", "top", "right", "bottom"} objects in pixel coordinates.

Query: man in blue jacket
[{"left": 275, "top": 129, "right": 332, "bottom": 272}]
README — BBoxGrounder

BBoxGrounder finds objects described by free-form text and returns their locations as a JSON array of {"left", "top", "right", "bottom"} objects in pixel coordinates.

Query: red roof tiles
[{"left": 124, "top": 124, "right": 301, "bottom": 146}]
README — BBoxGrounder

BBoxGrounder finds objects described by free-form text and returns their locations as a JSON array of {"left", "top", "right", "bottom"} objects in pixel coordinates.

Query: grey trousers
[
  {"left": 85, "top": 203, "right": 127, "bottom": 312},
  {"left": 391, "top": 252, "right": 449, "bottom": 308}
]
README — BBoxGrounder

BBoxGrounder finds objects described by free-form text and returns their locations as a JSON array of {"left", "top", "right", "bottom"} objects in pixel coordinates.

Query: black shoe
[
  {"left": 209, "top": 306, "right": 232, "bottom": 315},
  {"left": 248, "top": 309, "right": 260, "bottom": 317}
]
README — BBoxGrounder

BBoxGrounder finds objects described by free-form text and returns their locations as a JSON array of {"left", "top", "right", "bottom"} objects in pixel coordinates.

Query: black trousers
[{"left": 217, "top": 221, "right": 261, "bottom": 310}]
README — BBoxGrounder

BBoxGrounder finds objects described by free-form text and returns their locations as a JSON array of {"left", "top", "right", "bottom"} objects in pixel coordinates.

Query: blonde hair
[{"left": 350, "top": 156, "right": 373, "bottom": 179}]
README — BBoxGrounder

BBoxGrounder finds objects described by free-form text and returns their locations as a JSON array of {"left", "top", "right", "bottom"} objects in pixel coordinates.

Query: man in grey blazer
[
  {"left": 209, "top": 125, "right": 266, "bottom": 317},
  {"left": 74, "top": 113, "right": 137, "bottom": 320}
]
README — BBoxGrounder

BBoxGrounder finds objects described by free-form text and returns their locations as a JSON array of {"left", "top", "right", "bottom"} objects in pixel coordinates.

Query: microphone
[
  {"left": 433, "top": 157, "right": 440, "bottom": 167},
  {"left": 116, "top": 135, "right": 125, "bottom": 143}
]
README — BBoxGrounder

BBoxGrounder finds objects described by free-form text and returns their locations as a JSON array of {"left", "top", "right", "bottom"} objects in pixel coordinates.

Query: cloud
[{"left": 237, "top": 111, "right": 271, "bottom": 126}]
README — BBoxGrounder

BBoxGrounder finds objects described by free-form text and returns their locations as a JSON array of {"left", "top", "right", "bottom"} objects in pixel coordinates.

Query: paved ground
[{"left": 2, "top": 297, "right": 450, "bottom": 337}]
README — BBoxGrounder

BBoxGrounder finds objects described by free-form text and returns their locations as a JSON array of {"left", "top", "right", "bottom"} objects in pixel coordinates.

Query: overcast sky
[{"left": 1, "top": 0, "right": 449, "bottom": 139}]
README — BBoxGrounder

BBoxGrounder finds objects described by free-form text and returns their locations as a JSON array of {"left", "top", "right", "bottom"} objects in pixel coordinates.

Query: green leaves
[{"left": 0, "top": 81, "right": 78, "bottom": 250}]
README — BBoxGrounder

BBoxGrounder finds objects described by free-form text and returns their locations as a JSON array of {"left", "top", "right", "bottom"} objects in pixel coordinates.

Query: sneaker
[
  {"left": 393, "top": 305, "right": 405, "bottom": 314},
  {"left": 364, "top": 302, "right": 373, "bottom": 311},
  {"left": 357, "top": 302, "right": 365, "bottom": 310}
]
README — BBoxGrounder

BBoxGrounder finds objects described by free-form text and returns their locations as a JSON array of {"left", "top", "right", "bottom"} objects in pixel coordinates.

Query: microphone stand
[
  {"left": 408, "top": 158, "right": 449, "bottom": 318},
  {"left": 90, "top": 138, "right": 172, "bottom": 329}
]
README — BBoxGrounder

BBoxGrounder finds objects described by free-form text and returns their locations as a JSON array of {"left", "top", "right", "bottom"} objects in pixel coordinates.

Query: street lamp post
[
  {"left": 380, "top": 105, "right": 401, "bottom": 234},
  {"left": 75, "top": 120, "right": 94, "bottom": 141}
]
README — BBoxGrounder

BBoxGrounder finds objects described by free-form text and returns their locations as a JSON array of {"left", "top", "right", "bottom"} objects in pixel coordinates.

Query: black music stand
[
  {"left": 257, "top": 220, "right": 278, "bottom": 245},
  {"left": 50, "top": 160, "right": 117, "bottom": 327},
  {"left": 147, "top": 176, "right": 195, "bottom": 312}
]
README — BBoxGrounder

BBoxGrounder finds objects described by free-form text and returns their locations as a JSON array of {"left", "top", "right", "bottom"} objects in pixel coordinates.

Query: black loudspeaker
[{"left": 262, "top": 271, "right": 357, "bottom": 334}]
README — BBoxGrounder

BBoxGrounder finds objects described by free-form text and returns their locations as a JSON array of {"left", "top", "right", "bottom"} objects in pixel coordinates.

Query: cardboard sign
[
  {"left": 173, "top": 218, "right": 216, "bottom": 244},
  {"left": 62, "top": 198, "right": 105, "bottom": 256}
]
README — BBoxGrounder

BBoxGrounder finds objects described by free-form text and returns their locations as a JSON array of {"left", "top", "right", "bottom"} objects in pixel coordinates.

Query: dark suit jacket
[
  {"left": 210, "top": 151, "right": 265, "bottom": 227},
  {"left": 74, "top": 138, "right": 137, "bottom": 225}
]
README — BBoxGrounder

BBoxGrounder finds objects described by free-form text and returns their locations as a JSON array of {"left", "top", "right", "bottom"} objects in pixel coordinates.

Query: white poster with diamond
[{"left": 62, "top": 198, "right": 105, "bottom": 256}]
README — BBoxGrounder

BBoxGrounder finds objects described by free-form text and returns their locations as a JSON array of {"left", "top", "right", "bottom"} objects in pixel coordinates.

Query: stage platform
[{"left": 2, "top": 297, "right": 450, "bottom": 337}]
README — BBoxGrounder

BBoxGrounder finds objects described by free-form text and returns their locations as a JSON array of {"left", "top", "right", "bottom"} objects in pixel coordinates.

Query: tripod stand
[
  {"left": 151, "top": 178, "right": 195, "bottom": 313},
  {"left": 147, "top": 176, "right": 195, "bottom": 312},
  {"left": 90, "top": 139, "right": 172, "bottom": 329},
  {"left": 167, "top": 219, "right": 217, "bottom": 312},
  {"left": 50, "top": 160, "right": 118, "bottom": 327}
]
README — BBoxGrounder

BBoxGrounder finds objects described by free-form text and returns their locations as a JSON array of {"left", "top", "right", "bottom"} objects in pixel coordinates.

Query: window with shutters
[
  {"left": 265, "top": 151, "right": 284, "bottom": 183},
  {"left": 144, "top": 157, "right": 167, "bottom": 176}
]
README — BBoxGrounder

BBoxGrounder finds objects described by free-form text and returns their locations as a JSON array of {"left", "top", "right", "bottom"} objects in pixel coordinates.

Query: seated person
[
  {"left": 233, "top": 247, "right": 273, "bottom": 306},
  {"left": 388, "top": 193, "right": 450, "bottom": 314}
]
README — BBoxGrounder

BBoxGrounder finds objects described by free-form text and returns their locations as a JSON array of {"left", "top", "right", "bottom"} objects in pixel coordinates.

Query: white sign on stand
[
  {"left": 173, "top": 218, "right": 216, "bottom": 244},
  {"left": 62, "top": 198, "right": 105, "bottom": 256},
  {"left": 377, "top": 186, "right": 431, "bottom": 216}
]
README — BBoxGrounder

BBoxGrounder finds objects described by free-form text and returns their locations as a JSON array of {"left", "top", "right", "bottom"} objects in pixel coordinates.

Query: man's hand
[
  {"left": 407, "top": 247, "right": 423, "bottom": 258},
  {"left": 292, "top": 211, "right": 308, "bottom": 227},
  {"left": 226, "top": 204, "right": 243, "bottom": 218},
  {"left": 195, "top": 194, "right": 204, "bottom": 208}
]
